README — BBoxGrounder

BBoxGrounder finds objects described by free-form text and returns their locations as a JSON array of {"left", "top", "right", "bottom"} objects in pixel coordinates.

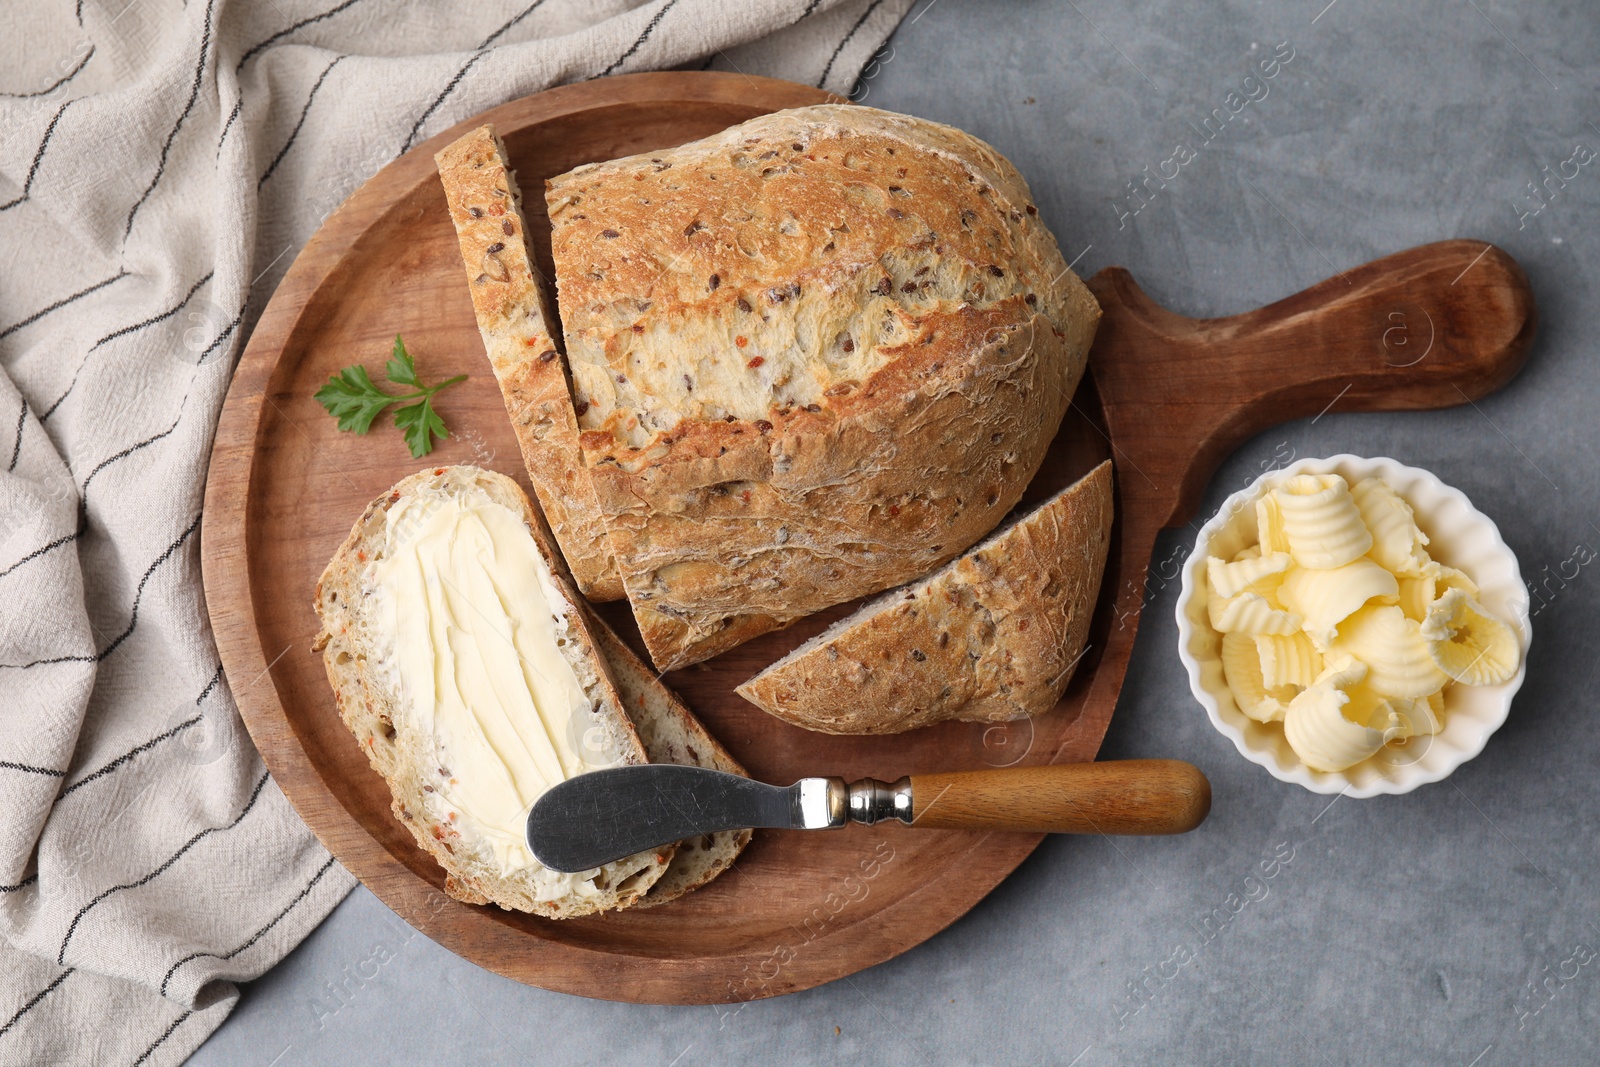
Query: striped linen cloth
[{"left": 0, "top": 1, "right": 909, "bottom": 1062}]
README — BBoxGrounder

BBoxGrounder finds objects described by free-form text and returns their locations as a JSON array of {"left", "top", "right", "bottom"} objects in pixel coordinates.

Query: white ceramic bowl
[{"left": 1176, "top": 455, "right": 1530, "bottom": 796}]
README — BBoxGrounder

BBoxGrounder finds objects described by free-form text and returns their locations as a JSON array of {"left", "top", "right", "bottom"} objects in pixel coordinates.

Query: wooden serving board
[{"left": 200, "top": 72, "right": 1535, "bottom": 1004}]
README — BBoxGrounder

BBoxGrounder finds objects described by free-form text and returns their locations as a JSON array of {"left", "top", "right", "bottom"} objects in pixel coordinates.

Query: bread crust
[
  {"left": 312, "top": 465, "right": 669, "bottom": 916},
  {"left": 546, "top": 104, "right": 1100, "bottom": 670},
  {"left": 737, "top": 460, "right": 1113, "bottom": 734},
  {"left": 435, "top": 127, "right": 623, "bottom": 600},
  {"left": 587, "top": 619, "right": 752, "bottom": 906}
]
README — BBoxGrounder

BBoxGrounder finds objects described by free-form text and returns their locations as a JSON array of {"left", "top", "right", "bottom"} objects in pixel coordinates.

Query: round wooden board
[{"left": 200, "top": 71, "right": 1139, "bottom": 1005}]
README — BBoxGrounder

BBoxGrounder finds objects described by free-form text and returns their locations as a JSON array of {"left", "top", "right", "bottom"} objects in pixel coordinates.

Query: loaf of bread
[
  {"left": 589, "top": 619, "right": 751, "bottom": 906},
  {"left": 312, "top": 466, "right": 669, "bottom": 916},
  {"left": 546, "top": 104, "right": 1101, "bottom": 671},
  {"left": 737, "top": 459, "right": 1114, "bottom": 734},
  {"left": 435, "top": 126, "right": 623, "bottom": 601}
]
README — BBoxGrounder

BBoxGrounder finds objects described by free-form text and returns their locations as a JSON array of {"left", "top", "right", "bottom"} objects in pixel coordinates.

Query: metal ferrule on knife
[{"left": 795, "top": 776, "right": 915, "bottom": 829}]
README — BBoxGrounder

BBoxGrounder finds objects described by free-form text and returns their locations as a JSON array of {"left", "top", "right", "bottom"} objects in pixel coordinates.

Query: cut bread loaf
[
  {"left": 312, "top": 465, "right": 670, "bottom": 917},
  {"left": 546, "top": 103, "right": 1101, "bottom": 671},
  {"left": 588, "top": 619, "right": 752, "bottom": 906},
  {"left": 435, "top": 126, "right": 623, "bottom": 601},
  {"left": 737, "top": 459, "right": 1114, "bottom": 734}
]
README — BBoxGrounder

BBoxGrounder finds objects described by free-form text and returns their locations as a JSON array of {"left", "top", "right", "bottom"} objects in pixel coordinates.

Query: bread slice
[
  {"left": 587, "top": 619, "right": 752, "bottom": 906},
  {"left": 737, "top": 460, "right": 1114, "bottom": 734},
  {"left": 546, "top": 104, "right": 1101, "bottom": 671},
  {"left": 435, "top": 126, "right": 623, "bottom": 601},
  {"left": 312, "top": 465, "right": 670, "bottom": 916}
]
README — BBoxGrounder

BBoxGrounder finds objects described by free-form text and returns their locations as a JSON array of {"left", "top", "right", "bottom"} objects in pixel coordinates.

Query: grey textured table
[{"left": 191, "top": 2, "right": 1600, "bottom": 1064}]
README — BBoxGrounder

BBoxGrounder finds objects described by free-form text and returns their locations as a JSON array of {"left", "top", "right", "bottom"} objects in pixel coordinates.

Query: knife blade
[
  {"left": 525, "top": 765, "right": 847, "bottom": 873},
  {"left": 527, "top": 760, "right": 1211, "bottom": 873}
]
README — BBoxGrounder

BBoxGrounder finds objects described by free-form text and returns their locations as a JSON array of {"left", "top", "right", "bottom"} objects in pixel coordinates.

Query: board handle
[
  {"left": 905, "top": 760, "right": 1211, "bottom": 835},
  {"left": 1087, "top": 239, "right": 1536, "bottom": 530}
]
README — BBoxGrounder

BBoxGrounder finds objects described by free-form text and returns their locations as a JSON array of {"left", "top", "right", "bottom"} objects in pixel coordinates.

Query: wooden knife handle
[{"left": 908, "top": 759, "right": 1211, "bottom": 835}]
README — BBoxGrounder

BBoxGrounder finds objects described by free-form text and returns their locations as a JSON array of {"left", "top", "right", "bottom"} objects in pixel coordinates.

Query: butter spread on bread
[
  {"left": 546, "top": 104, "right": 1102, "bottom": 671},
  {"left": 370, "top": 486, "right": 613, "bottom": 878},
  {"left": 737, "top": 460, "right": 1113, "bottom": 734},
  {"left": 434, "top": 127, "right": 623, "bottom": 601},
  {"left": 313, "top": 466, "right": 670, "bottom": 916}
]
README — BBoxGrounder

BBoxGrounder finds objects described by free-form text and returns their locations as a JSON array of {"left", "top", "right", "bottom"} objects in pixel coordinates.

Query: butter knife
[{"left": 527, "top": 760, "right": 1210, "bottom": 873}]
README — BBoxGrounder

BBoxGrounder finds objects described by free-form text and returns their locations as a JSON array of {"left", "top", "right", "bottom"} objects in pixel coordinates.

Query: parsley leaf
[
  {"left": 314, "top": 335, "right": 466, "bottom": 458},
  {"left": 385, "top": 335, "right": 420, "bottom": 389},
  {"left": 314, "top": 365, "right": 396, "bottom": 435},
  {"left": 393, "top": 394, "right": 449, "bottom": 458}
]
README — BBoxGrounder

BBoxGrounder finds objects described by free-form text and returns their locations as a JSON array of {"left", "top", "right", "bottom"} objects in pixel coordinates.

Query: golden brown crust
[
  {"left": 312, "top": 465, "right": 669, "bottom": 917},
  {"left": 586, "top": 619, "right": 752, "bottom": 906},
  {"left": 435, "top": 127, "right": 623, "bottom": 600},
  {"left": 546, "top": 104, "right": 1100, "bottom": 670},
  {"left": 737, "top": 460, "right": 1113, "bottom": 734}
]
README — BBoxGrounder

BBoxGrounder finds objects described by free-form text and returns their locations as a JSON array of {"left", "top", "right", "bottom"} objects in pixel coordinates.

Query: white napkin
[{"left": 0, "top": 1, "right": 909, "bottom": 1062}]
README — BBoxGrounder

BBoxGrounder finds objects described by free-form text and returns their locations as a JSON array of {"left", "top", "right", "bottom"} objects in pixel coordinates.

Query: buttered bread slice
[{"left": 313, "top": 466, "right": 670, "bottom": 916}]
